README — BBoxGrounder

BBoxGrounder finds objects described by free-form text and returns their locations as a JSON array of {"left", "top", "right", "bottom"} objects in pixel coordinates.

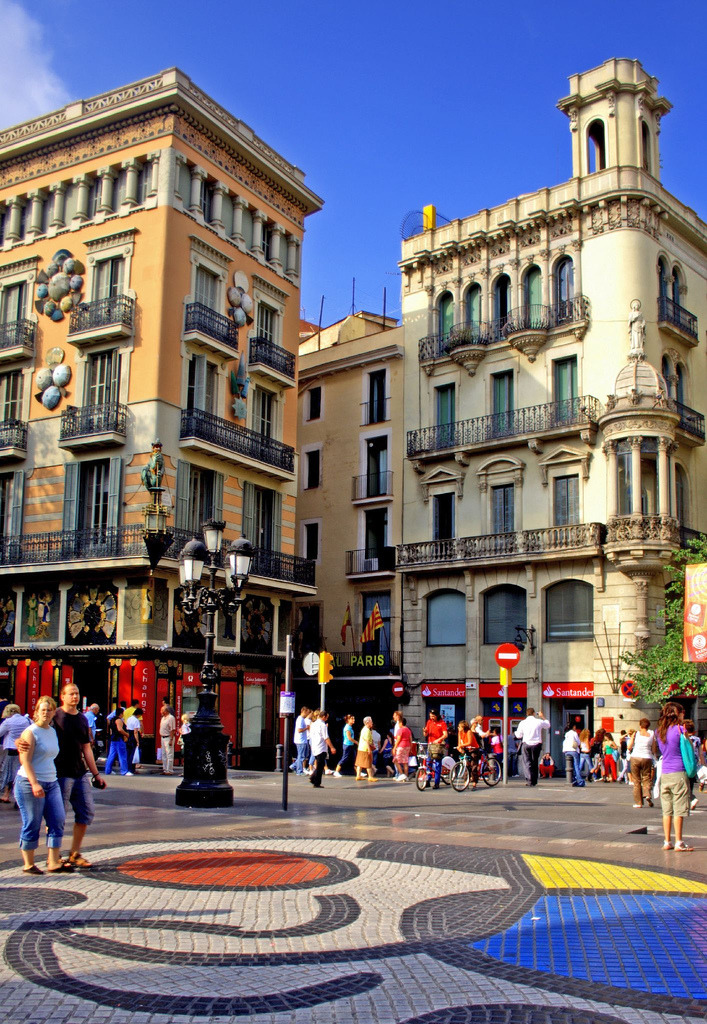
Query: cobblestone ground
[{"left": 1, "top": 774, "right": 706, "bottom": 1024}]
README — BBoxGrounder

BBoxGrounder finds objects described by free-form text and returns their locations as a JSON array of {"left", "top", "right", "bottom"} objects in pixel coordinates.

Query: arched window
[
  {"left": 546, "top": 581, "right": 593, "bottom": 641},
  {"left": 676, "top": 363, "right": 685, "bottom": 405},
  {"left": 427, "top": 590, "right": 466, "bottom": 646},
  {"left": 671, "top": 268, "right": 681, "bottom": 306},
  {"left": 658, "top": 258, "right": 669, "bottom": 299},
  {"left": 484, "top": 585, "right": 526, "bottom": 645},
  {"left": 466, "top": 283, "right": 481, "bottom": 324},
  {"left": 641, "top": 120, "right": 651, "bottom": 174},
  {"left": 494, "top": 274, "right": 511, "bottom": 324},
  {"left": 554, "top": 257, "right": 574, "bottom": 317},
  {"left": 675, "top": 464, "right": 689, "bottom": 525},
  {"left": 661, "top": 355, "right": 675, "bottom": 399},
  {"left": 438, "top": 292, "right": 454, "bottom": 338},
  {"left": 523, "top": 265, "right": 542, "bottom": 314},
  {"left": 587, "top": 120, "right": 606, "bottom": 173}
]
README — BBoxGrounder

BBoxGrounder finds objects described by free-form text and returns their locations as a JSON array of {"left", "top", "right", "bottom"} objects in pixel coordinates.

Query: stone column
[
  {"left": 571, "top": 237, "right": 582, "bottom": 300},
  {"left": 630, "top": 436, "right": 643, "bottom": 516},
  {"left": 252, "top": 210, "right": 265, "bottom": 255},
  {"left": 189, "top": 166, "right": 207, "bottom": 214},
  {"left": 231, "top": 196, "right": 247, "bottom": 243},
  {"left": 27, "top": 190, "right": 46, "bottom": 236},
  {"left": 425, "top": 284, "right": 435, "bottom": 335},
  {"left": 452, "top": 275, "right": 462, "bottom": 326},
  {"left": 632, "top": 575, "right": 651, "bottom": 648},
  {"left": 121, "top": 159, "right": 141, "bottom": 206},
  {"left": 5, "top": 198, "right": 23, "bottom": 241},
  {"left": 210, "top": 182, "right": 228, "bottom": 229},
  {"left": 657, "top": 437, "right": 671, "bottom": 516},
  {"left": 98, "top": 168, "right": 117, "bottom": 213},
  {"left": 146, "top": 151, "right": 161, "bottom": 196},
  {"left": 603, "top": 440, "right": 618, "bottom": 517},
  {"left": 286, "top": 234, "right": 298, "bottom": 276},
  {"left": 73, "top": 175, "right": 90, "bottom": 222},
  {"left": 49, "top": 182, "right": 67, "bottom": 228},
  {"left": 669, "top": 441, "right": 679, "bottom": 516},
  {"left": 270, "top": 223, "right": 284, "bottom": 268}
]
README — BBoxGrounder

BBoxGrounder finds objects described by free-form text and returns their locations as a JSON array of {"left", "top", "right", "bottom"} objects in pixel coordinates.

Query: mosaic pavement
[{"left": 1, "top": 837, "right": 706, "bottom": 1024}]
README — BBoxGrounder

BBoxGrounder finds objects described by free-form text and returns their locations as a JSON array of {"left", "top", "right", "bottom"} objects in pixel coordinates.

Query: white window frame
[
  {"left": 300, "top": 518, "right": 322, "bottom": 564},
  {"left": 301, "top": 442, "right": 322, "bottom": 491},
  {"left": 85, "top": 229, "right": 136, "bottom": 302},
  {"left": 251, "top": 274, "right": 287, "bottom": 349}
]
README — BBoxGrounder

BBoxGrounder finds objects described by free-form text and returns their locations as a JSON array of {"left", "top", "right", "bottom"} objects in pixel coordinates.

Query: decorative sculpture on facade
[
  {"left": 628, "top": 299, "right": 646, "bottom": 359},
  {"left": 34, "top": 346, "right": 71, "bottom": 409},
  {"left": 35, "top": 249, "right": 84, "bottom": 321},
  {"left": 140, "top": 439, "right": 165, "bottom": 494}
]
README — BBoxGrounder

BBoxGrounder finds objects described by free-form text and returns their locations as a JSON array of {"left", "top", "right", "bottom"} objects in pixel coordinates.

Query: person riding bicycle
[
  {"left": 457, "top": 720, "right": 481, "bottom": 790},
  {"left": 423, "top": 710, "right": 448, "bottom": 790}
]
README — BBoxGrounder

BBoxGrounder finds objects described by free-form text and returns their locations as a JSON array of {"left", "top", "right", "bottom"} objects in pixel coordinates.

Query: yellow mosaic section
[{"left": 523, "top": 854, "right": 707, "bottom": 894}]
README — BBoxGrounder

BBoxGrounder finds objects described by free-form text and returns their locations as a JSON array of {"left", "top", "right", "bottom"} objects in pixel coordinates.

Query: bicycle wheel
[
  {"left": 450, "top": 761, "right": 470, "bottom": 792},
  {"left": 481, "top": 756, "right": 502, "bottom": 787},
  {"left": 415, "top": 766, "right": 429, "bottom": 791}
]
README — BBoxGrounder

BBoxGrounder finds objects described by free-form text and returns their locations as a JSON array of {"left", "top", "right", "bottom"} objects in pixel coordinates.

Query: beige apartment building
[
  {"left": 0, "top": 69, "right": 322, "bottom": 768},
  {"left": 397, "top": 59, "right": 707, "bottom": 760},
  {"left": 296, "top": 312, "right": 406, "bottom": 727}
]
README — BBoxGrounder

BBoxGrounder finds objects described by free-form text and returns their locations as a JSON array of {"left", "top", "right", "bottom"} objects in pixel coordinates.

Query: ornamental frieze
[{"left": 601, "top": 414, "right": 678, "bottom": 437}]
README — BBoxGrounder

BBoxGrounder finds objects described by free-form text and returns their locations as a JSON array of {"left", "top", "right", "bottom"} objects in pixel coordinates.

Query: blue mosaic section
[{"left": 472, "top": 893, "right": 707, "bottom": 999}]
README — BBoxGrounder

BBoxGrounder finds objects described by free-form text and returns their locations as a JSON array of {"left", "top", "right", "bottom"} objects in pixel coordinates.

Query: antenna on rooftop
[{"left": 350, "top": 277, "right": 356, "bottom": 315}]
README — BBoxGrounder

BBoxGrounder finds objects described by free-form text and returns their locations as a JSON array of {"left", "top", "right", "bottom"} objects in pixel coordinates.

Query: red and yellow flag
[
  {"left": 360, "top": 602, "right": 384, "bottom": 644},
  {"left": 341, "top": 603, "right": 352, "bottom": 645}
]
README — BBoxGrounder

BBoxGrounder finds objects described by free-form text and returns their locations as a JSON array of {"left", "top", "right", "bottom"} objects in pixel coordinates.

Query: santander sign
[{"left": 542, "top": 683, "right": 594, "bottom": 699}]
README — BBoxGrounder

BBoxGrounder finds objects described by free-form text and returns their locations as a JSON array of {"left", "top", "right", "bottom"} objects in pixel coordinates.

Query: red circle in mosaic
[{"left": 116, "top": 850, "right": 331, "bottom": 888}]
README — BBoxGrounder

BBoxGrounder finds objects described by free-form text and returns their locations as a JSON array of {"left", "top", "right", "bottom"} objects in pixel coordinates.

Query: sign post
[
  {"left": 495, "top": 643, "right": 521, "bottom": 787},
  {"left": 280, "top": 635, "right": 296, "bottom": 812}
]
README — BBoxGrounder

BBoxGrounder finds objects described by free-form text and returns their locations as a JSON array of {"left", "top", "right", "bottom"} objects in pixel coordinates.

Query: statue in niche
[
  {"left": 141, "top": 440, "right": 165, "bottom": 494},
  {"left": 628, "top": 299, "right": 646, "bottom": 359}
]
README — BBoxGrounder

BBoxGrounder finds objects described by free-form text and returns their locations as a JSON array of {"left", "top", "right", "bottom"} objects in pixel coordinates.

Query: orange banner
[{"left": 684, "top": 563, "right": 707, "bottom": 662}]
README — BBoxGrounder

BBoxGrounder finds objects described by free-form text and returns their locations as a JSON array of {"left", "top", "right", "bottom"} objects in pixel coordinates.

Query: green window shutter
[
  {"left": 175, "top": 460, "right": 191, "bottom": 532},
  {"left": 192, "top": 355, "right": 206, "bottom": 411},
  {"left": 242, "top": 481, "right": 254, "bottom": 542},
  {"left": 10, "top": 469, "right": 24, "bottom": 535},
  {"left": 272, "top": 490, "right": 282, "bottom": 552},
  {"left": 213, "top": 472, "right": 224, "bottom": 521},
  {"left": 107, "top": 457, "right": 122, "bottom": 527},
  {"left": 62, "top": 463, "right": 79, "bottom": 532}
]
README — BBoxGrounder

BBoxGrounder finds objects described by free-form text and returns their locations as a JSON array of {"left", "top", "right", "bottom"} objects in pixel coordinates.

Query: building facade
[
  {"left": 397, "top": 59, "right": 706, "bottom": 761},
  {"left": 295, "top": 312, "right": 405, "bottom": 728},
  {"left": 0, "top": 69, "right": 322, "bottom": 768}
]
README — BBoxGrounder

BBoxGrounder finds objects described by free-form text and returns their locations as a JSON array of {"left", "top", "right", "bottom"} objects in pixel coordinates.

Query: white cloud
[{"left": 0, "top": 0, "right": 71, "bottom": 130}]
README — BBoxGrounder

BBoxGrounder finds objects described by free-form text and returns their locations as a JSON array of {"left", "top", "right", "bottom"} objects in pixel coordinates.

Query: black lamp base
[{"left": 175, "top": 689, "right": 233, "bottom": 809}]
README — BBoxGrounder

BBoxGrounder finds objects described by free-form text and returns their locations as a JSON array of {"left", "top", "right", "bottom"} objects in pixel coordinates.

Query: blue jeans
[
  {"left": 14, "top": 777, "right": 65, "bottom": 850},
  {"left": 105, "top": 740, "right": 129, "bottom": 775},
  {"left": 337, "top": 744, "right": 356, "bottom": 775},
  {"left": 567, "top": 750, "right": 584, "bottom": 785},
  {"left": 294, "top": 742, "right": 308, "bottom": 774},
  {"left": 579, "top": 752, "right": 593, "bottom": 780}
]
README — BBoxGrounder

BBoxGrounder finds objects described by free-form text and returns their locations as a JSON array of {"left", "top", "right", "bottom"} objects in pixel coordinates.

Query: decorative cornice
[
  {"left": 252, "top": 273, "right": 289, "bottom": 303},
  {"left": 188, "top": 233, "right": 232, "bottom": 269},
  {"left": 84, "top": 228, "right": 137, "bottom": 252},
  {"left": 0, "top": 255, "right": 39, "bottom": 280}
]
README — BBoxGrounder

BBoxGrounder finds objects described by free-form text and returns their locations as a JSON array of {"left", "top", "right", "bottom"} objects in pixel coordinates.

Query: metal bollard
[
  {"left": 275, "top": 744, "right": 283, "bottom": 773},
  {"left": 565, "top": 754, "right": 575, "bottom": 785}
]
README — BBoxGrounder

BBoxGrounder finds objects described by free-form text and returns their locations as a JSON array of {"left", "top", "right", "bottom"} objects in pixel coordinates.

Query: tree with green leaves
[{"left": 622, "top": 535, "right": 707, "bottom": 704}]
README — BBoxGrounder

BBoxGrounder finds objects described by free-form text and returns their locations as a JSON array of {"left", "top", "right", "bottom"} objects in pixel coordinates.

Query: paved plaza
[{"left": 1, "top": 771, "right": 706, "bottom": 1024}]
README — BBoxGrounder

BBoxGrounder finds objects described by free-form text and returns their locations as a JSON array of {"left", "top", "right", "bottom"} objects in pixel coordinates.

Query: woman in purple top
[{"left": 654, "top": 702, "right": 692, "bottom": 852}]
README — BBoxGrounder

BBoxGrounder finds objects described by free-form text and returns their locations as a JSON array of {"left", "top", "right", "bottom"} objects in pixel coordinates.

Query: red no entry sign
[
  {"left": 495, "top": 643, "right": 521, "bottom": 668},
  {"left": 392, "top": 681, "right": 405, "bottom": 698}
]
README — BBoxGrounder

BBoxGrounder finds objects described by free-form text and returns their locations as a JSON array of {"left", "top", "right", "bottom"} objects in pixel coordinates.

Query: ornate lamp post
[
  {"left": 175, "top": 521, "right": 253, "bottom": 808},
  {"left": 141, "top": 440, "right": 173, "bottom": 570}
]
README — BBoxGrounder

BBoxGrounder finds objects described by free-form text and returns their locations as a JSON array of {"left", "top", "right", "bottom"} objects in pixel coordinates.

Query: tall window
[
  {"left": 195, "top": 266, "right": 218, "bottom": 310},
  {"left": 555, "top": 257, "right": 574, "bottom": 311},
  {"left": 661, "top": 355, "right": 673, "bottom": 397},
  {"left": 484, "top": 585, "right": 526, "bottom": 645},
  {"left": 305, "top": 449, "right": 320, "bottom": 489},
  {"left": 554, "top": 357, "right": 577, "bottom": 418},
  {"left": 253, "top": 485, "right": 274, "bottom": 549},
  {"left": 256, "top": 303, "right": 276, "bottom": 342},
  {"left": 241, "top": 480, "right": 280, "bottom": 552},
  {"left": 362, "top": 591, "right": 391, "bottom": 653},
  {"left": 365, "top": 507, "right": 387, "bottom": 557},
  {"left": 304, "top": 522, "right": 319, "bottom": 562},
  {"left": 78, "top": 460, "right": 110, "bottom": 532},
  {"left": 186, "top": 355, "right": 217, "bottom": 413},
  {"left": 0, "top": 282, "right": 26, "bottom": 323},
  {"left": 587, "top": 120, "right": 606, "bottom": 172},
  {"left": 546, "top": 581, "right": 593, "bottom": 641},
  {"left": 262, "top": 224, "right": 273, "bottom": 261},
  {"left": 676, "top": 364, "right": 685, "bottom": 405},
  {"left": 523, "top": 266, "right": 542, "bottom": 312},
  {"left": 438, "top": 292, "right": 454, "bottom": 337},
  {"left": 366, "top": 436, "right": 387, "bottom": 496},
  {"left": 617, "top": 443, "right": 632, "bottom": 516},
  {"left": 492, "top": 484, "right": 514, "bottom": 534},
  {"left": 0, "top": 474, "right": 14, "bottom": 536},
  {"left": 640, "top": 439, "right": 658, "bottom": 515},
  {"left": 466, "top": 283, "right": 481, "bottom": 324},
  {"left": 307, "top": 386, "right": 321, "bottom": 420},
  {"left": 94, "top": 258, "right": 125, "bottom": 299},
  {"left": 494, "top": 275, "right": 511, "bottom": 325},
  {"left": 427, "top": 590, "right": 465, "bottom": 646},
  {"left": 86, "top": 351, "right": 120, "bottom": 406},
  {"left": 188, "top": 467, "right": 215, "bottom": 534},
  {"left": 433, "top": 492, "right": 454, "bottom": 540},
  {"left": 676, "top": 464, "right": 689, "bottom": 525},
  {"left": 671, "top": 267, "right": 681, "bottom": 306},
  {"left": 492, "top": 371, "right": 513, "bottom": 437},
  {"left": 0, "top": 370, "right": 23, "bottom": 420},
  {"left": 253, "top": 387, "right": 274, "bottom": 437},
  {"left": 554, "top": 475, "right": 579, "bottom": 526},
  {"left": 368, "top": 369, "right": 386, "bottom": 423},
  {"left": 641, "top": 121, "right": 651, "bottom": 174},
  {"left": 87, "top": 178, "right": 102, "bottom": 218}
]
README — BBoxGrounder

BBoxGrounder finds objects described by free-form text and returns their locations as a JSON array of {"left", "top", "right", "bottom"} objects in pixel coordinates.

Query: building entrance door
[
  {"left": 549, "top": 699, "right": 593, "bottom": 772},
  {"left": 72, "top": 659, "right": 109, "bottom": 712}
]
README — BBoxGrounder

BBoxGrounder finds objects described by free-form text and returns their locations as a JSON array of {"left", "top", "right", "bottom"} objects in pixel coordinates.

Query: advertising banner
[
  {"left": 542, "top": 683, "right": 594, "bottom": 699},
  {"left": 684, "top": 563, "right": 707, "bottom": 663}
]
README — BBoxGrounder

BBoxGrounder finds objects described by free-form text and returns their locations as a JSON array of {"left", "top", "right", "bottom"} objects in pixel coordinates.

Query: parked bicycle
[
  {"left": 415, "top": 742, "right": 452, "bottom": 790},
  {"left": 450, "top": 749, "right": 501, "bottom": 790}
]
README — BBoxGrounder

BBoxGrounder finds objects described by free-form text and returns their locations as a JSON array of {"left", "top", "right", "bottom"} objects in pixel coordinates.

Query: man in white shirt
[
  {"left": 292, "top": 707, "right": 311, "bottom": 775},
  {"left": 562, "top": 724, "right": 584, "bottom": 787},
  {"left": 309, "top": 711, "right": 336, "bottom": 788},
  {"left": 515, "top": 708, "right": 551, "bottom": 786}
]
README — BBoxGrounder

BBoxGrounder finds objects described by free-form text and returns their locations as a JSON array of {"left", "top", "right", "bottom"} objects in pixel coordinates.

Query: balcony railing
[
  {"left": 418, "top": 296, "right": 589, "bottom": 360},
  {"left": 0, "top": 524, "right": 153, "bottom": 565},
  {"left": 59, "top": 402, "right": 127, "bottom": 441},
  {"left": 346, "top": 546, "right": 396, "bottom": 574},
  {"left": 184, "top": 302, "right": 238, "bottom": 350},
  {"left": 69, "top": 295, "right": 135, "bottom": 335},
  {"left": 397, "top": 524, "right": 603, "bottom": 568},
  {"left": 674, "top": 400, "right": 705, "bottom": 441},
  {"left": 0, "top": 318, "right": 35, "bottom": 353},
  {"left": 658, "top": 296, "right": 698, "bottom": 340},
  {"left": 407, "top": 395, "right": 602, "bottom": 457},
  {"left": 361, "top": 398, "right": 390, "bottom": 425},
  {"left": 249, "top": 336, "right": 295, "bottom": 379},
  {"left": 0, "top": 420, "right": 27, "bottom": 451},
  {"left": 352, "top": 470, "right": 393, "bottom": 500},
  {"left": 251, "top": 548, "right": 315, "bottom": 587},
  {"left": 180, "top": 407, "right": 295, "bottom": 473}
]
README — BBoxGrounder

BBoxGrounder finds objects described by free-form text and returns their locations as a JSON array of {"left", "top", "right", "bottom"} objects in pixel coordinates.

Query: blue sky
[{"left": 1, "top": 0, "right": 705, "bottom": 326}]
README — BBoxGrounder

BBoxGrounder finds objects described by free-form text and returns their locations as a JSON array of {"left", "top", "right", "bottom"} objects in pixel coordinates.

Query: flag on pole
[
  {"left": 341, "top": 603, "right": 352, "bottom": 645},
  {"left": 360, "top": 602, "right": 384, "bottom": 644}
]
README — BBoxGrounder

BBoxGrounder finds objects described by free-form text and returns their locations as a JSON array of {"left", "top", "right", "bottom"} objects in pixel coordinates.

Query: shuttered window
[
  {"left": 553, "top": 475, "right": 579, "bottom": 526},
  {"left": 492, "top": 485, "right": 514, "bottom": 534},
  {"left": 484, "top": 585, "right": 527, "bottom": 645},
  {"left": 195, "top": 267, "right": 218, "bottom": 309}
]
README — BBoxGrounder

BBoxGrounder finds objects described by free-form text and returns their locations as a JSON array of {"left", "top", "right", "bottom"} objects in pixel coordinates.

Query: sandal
[
  {"left": 47, "top": 860, "right": 75, "bottom": 873},
  {"left": 674, "top": 841, "right": 694, "bottom": 852},
  {"left": 68, "top": 852, "right": 92, "bottom": 868},
  {"left": 662, "top": 841, "right": 674, "bottom": 850},
  {"left": 22, "top": 864, "right": 43, "bottom": 875}
]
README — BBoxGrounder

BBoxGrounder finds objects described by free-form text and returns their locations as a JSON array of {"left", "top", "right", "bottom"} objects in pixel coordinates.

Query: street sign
[
  {"left": 279, "top": 690, "right": 296, "bottom": 716},
  {"left": 495, "top": 643, "right": 521, "bottom": 668},
  {"left": 303, "top": 652, "right": 320, "bottom": 676},
  {"left": 392, "top": 681, "right": 405, "bottom": 698}
]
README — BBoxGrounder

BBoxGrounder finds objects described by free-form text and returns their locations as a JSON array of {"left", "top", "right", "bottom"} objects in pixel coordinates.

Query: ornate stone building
[
  {"left": 397, "top": 59, "right": 706, "bottom": 758},
  {"left": 0, "top": 70, "right": 322, "bottom": 768}
]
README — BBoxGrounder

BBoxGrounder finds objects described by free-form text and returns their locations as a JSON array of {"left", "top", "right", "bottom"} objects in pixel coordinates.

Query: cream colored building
[
  {"left": 397, "top": 59, "right": 706, "bottom": 758},
  {"left": 296, "top": 312, "right": 405, "bottom": 726}
]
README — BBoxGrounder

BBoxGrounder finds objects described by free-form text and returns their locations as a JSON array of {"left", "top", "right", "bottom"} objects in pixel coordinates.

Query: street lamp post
[{"left": 175, "top": 522, "right": 253, "bottom": 808}]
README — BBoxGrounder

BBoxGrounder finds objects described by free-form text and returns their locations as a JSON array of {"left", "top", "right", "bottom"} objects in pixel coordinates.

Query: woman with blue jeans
[{"left": 14, "top": 696, "right": 72, "bottom": 875}]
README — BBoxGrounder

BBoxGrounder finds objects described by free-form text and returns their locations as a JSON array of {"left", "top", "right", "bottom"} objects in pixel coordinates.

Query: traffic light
[{"left": 318, "top": 651, "right": 334, "bottom": 684}]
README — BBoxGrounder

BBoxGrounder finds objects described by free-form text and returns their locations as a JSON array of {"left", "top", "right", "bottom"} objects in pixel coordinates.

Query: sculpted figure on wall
[{"left": 628, "top": 299, "right": 646, "bottom": 358}]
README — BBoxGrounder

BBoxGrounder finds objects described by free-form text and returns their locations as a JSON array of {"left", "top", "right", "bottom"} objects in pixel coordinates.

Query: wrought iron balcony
[
  {"left": 658, "top": 296, "right": 698, "bottom": 341},
  {"left": 0, "top": 318, "right": 35, "bottom": 358},
  {"left": 59, "top": 402, "right": 127, "bottom": 445},
  {"left": 0, "top": 524, "right": 152, "bottom": 565},
  {"left": 397, "top": 523, "right": 603, "bottom": 569},
  {"left": 69, "top": 295, "right": 135, "bottom": 336},
  {"left": 0, "top": 419, "right": 27, "bottom": 456},
  {"left": 248, "top": 335, "right": 295, "bottom": 380},
  {"left": 346, "top": 546, "right": 396, "bottom": 574},
  {"left": 407, "top": 395, "right": 602, "bottom": 458},
  {"left": 180, "top": 407, "right": 295, "bottom": 473},
  {"left": 361, "top": 397, "right": 390, "bottom": 425},
  {"left": 352, "top": 470, "right": 393, "bottom": 500},
  {"left": 674, "top": 400, "right": 705, "bottom": 441},
  {"left": 251, "top": 548, "right": 315, "bottom": 587},
  {"left": 184, "top": 302, "right": 238, "bottom": 351}
]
